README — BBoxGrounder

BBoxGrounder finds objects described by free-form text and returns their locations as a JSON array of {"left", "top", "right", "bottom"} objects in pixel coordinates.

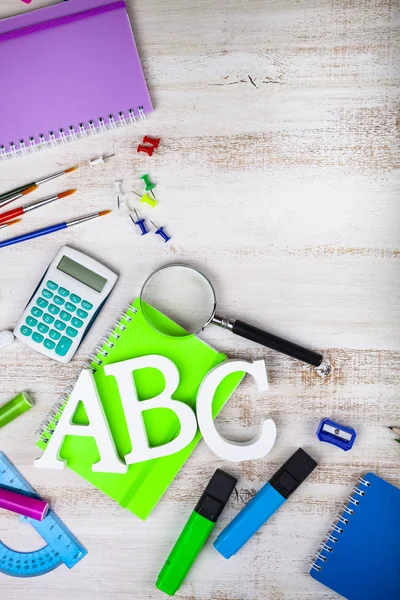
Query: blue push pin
[
  {"left": 130, "top": 209, "right": 149, "bottom": 235},
  {"left": 151, "top": 220, "right": 171, "bottom": 243}
]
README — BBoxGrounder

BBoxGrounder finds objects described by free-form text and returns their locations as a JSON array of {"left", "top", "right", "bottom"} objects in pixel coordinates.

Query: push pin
[
  {"left": 140, "top": 173, "right": 157, "bottom": 200},
  {"left": 114, "top": 181, "right": 122, "bottom": 209},
  {"left": 140, "top": 193, "right": 157, "bottom": 208},
  {"left": 142, "top": 136, "right": 160, "bottom": 148},
  {"left": 151, "top": 220, "right": 171, "bottom": 243},
  {"left": 89, "top": 153, "right": 115, "bottom": 167},
  {"left": 130, "top": 209, "right": 149, "bottom": 235},
  {"left": 137, "top": 144, "right": 154, "bottom": 156},
  {"left": 316, "top": 418, "right": 356, "bottom": 451}
]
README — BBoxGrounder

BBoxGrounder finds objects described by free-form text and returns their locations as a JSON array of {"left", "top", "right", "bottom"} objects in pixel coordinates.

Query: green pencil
[{"left": 389, "top": 426, "right": 400, "bottom": 443}]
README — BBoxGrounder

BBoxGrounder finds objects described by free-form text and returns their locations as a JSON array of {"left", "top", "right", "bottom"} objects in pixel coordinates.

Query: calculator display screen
[{"left": 57, "top": 256, "right": 107, "bottom": 292}]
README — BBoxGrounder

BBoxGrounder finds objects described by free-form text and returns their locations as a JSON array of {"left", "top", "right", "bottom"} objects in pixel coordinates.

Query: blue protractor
[{"left": 0, "top": 452, "right": 87, "bottom": 578}]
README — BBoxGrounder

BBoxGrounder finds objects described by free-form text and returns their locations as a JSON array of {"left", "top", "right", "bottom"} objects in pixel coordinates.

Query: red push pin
[
  {"left": 137, "top": 144, "right": 154, "bottom": 156},
  {"left": 142, "top": 136, "right": 161, "bottom": 149}
]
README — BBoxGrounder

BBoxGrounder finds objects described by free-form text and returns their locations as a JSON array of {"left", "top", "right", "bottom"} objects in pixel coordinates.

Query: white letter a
[{"left": 35, "top": 369, "right": 127, "bottom": 473}]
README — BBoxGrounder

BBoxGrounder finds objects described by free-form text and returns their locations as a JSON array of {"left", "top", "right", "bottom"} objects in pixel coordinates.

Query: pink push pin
[{"left": 137, "top": 144, "right": 154, "bottom": 156}]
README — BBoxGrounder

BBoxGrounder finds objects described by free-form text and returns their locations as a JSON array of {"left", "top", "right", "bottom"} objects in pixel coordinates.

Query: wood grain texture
[{"left": 0, "top": 0, "right": 399, "bottom": 598}]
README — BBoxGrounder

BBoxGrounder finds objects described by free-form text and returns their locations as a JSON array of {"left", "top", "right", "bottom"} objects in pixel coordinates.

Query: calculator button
[
  {"left": 48, "top": 304, "right": 60, "bottom": 315},
  {"left": 53, "top": 295, "right": 65, "bottom": 306},
  {"left": 58, "top": 287, "right": 69, "bottom": 297},
  {"left": 55, "top": 336, "right": 73, "bottom": 357},
  {"left": 31, "top": 307, "right": 43, "bottom": 318},
  {"left": 66, "top": 326, "right": 78, "bottom": 338},
  {"left": 65, "top": 302, "right": 76, "bottom": 312},
  {"left": 44, "top": 339, "right": 56, "bottom": 350},
  {"left": 36, "top": 297, "right": 48, "bottom": 308},
  {"left": 25, "top": 316, "right": 37, "bottom": 327},
  {"left": 32, "top": 332, "right": 44, "bottom": 343},
  {"left": 81, "top": 300, "right": 93, "bottom": 311},
  {"left": 46, "top": 281, "right": 58, "bottom": 291},
  {"left": 49, "top": 329, "right": 61, "bottom": 340},
  {"left": 54, "top": 320, "right": 66, "bottom": 331},
  {"left": 70, "top": 294, "right": 81, "bottom": 304},
  {"left": 76, "top": 309, "right": 88, "bottom": 319},
  {"left": 60, "top": 311, "right": 71, "bottom": 322},
  {"left": 42, "top": 289, "right": 53, "bottom": 299},
  {"left": 20, "top": 326, "right": 32, "bottom": 337},
  {"left": 37, "top": 323, "right": 49, "bottom": 334},
  {"left": 71, "top": 317, "right": 83, "bottom": 328},
  {"left": 43, "top": 313, "right": 54, "bottom": 325}
]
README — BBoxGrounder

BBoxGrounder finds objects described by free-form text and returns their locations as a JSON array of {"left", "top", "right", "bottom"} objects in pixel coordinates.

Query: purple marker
[{"left": 0, "top": 487, "right": 49, "bottom": 521}]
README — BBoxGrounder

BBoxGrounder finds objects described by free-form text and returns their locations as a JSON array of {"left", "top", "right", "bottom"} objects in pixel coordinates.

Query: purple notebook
[{"left": 0, "top": 0, "right": 152, "bottom": 159}]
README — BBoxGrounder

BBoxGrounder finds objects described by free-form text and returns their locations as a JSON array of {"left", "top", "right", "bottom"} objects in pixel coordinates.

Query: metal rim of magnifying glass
[{"left": 139, "top": 263, "right": 217, "bottom": 336}]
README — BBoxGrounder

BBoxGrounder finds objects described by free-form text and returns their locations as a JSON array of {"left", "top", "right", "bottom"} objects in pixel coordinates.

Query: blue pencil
[{"left": 0, "top": 210, "right": 111, "bottom": 248}]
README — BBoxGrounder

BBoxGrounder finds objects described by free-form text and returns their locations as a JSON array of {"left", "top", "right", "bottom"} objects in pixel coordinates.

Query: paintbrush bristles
[
  {"left": 58, "top": 189, "right": 76, "bottom": 199},
  {"left": 64, "top": 166, "right": 78, "bottom": 174},
  {"left": 21, "top": 185, "right": 37, "bottom": 196},
  {"left": 99, "top": 210, "right": 112, "bottom": 216}
]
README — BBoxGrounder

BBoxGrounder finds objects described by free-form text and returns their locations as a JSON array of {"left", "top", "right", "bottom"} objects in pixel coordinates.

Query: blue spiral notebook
[{"left": 310, "top": 473, "right": 400, "bottom": 599}]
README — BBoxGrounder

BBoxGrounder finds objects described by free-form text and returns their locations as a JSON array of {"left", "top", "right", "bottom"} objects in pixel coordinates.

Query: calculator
[{"left": 14, "top": 246, "right": 118, "bottom": 364}]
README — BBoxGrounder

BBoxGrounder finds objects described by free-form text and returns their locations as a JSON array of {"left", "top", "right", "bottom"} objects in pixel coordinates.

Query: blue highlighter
[{"left": 214, "top": 448, "right": 317, "bottom": 559}]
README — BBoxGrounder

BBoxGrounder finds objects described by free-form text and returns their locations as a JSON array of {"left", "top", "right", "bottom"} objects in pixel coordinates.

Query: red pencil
[{"left": 0, "top": 189, "right": 76, "bottom": 226}]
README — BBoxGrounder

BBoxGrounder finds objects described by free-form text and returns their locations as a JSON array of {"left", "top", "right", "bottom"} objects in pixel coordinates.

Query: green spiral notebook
[{"left": 36, "top": 299, "right": 243, "bottom": 520}]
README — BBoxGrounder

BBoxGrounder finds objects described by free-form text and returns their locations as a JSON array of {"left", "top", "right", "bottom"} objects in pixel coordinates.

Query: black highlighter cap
[
  {"left": 194, "top": 469, "right": 237, "bottom": 523},
  {"left": 270, "top": 448, "right": 318, "bottom": 499}
]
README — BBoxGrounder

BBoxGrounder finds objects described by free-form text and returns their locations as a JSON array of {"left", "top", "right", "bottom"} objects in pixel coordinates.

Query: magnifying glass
[{"left": 140, "top": 264, "right": 323, "bottom": 367}]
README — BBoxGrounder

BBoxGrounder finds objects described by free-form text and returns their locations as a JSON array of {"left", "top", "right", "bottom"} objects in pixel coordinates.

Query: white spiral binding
[
  {"left": 0, "top": 107, "right": 146, "bottom": 161},
  {"left": 310, "top": 477, "right": 371, "bottom": 573},
  {"left": 36, "top": 304, "right": 137, "bottom": 443}
]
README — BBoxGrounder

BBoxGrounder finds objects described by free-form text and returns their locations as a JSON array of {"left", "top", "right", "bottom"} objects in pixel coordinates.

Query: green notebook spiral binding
[{"left": 36, "top": 299, "right": 243, "bottom": 520}]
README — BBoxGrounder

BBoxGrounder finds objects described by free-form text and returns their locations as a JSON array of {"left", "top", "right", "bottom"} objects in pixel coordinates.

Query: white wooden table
[{"left": 0, "top": 0, "right": 399, "bottom": 598}]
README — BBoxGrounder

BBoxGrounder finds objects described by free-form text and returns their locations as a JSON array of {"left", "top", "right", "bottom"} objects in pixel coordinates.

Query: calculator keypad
[{"left": 20, "top": 282, "right": 93, "bottom": 357}]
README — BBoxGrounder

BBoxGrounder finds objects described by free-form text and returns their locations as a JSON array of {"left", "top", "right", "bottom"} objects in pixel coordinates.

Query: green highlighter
[{"left": 156, "top": 469, "right": 237, "bottom": 596}]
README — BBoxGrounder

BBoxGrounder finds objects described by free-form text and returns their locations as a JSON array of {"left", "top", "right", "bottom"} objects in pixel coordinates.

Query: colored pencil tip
[
  {"left": 22, "top": 185, "right": 37, "bottom": 196},
  {"left": 99, "top": 210, "right": 112, "bottom": 217},
  {"left": 65, "top": 166, "right": 78, "bottom": 174},
  {"left": 58, "top": 189, "right": 77, "bottom": 199},
  {"left": 7, "top": 218, "right": 22, "bottom": 226}
]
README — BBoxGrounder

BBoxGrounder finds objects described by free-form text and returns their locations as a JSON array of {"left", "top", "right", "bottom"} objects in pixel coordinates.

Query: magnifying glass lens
[{"left": 140, "top": 265, "right": 216, "bottom": 336}]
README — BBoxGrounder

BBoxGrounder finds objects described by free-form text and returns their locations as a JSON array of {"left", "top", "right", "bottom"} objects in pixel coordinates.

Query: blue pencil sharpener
[{"left": 316, "top": 418, "right": 356, "bottom": 451}]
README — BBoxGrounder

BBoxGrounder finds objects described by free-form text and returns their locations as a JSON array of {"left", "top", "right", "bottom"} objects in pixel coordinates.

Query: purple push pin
[
  {"left": 151, "top": 220, "right": 171, "bottom": 243},
  {"left": 130, "top": 210, "right": 149, "bottom": 235}
]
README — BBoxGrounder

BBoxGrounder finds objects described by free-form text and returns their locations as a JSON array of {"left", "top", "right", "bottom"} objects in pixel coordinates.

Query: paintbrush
[
  {"left": 0, "top": 210, "right": 112, "bottom": 249},
  {"left": 0, "top": 186, "right": 38, "bottom": 210},
  {"left": 0, "top": 219, "right": 22, "bottom": 231},
  {"left": 0, "top": 166, "right": 78, "bottom": 205},
  {"left": 0, "top": 190, "right": 76, "bottom": 226}
]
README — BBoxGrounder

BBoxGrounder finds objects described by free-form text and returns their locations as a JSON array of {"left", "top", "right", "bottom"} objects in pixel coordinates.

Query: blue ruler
[{"left": 0, "top": 452, "right": 87, "bottom": 577}]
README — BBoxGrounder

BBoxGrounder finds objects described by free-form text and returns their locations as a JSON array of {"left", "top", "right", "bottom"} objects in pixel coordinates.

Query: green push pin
[{"left": 140, "top": 173, "right": 157, "bottom": 200}]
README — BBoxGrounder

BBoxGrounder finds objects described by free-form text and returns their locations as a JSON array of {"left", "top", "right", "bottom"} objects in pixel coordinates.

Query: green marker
[{"left": 156, "top": 469, "right": 237, "bottom": 596}]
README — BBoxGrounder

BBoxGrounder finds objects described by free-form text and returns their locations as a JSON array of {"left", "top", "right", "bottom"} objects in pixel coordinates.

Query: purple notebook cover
[{"left": 0, "top": 0, "right": 152, "bottom": 155}]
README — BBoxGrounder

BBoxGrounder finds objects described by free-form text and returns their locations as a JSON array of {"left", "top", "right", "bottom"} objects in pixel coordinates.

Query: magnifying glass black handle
[
  {"left": 233, "top": 320, "right": 323, "bottom": 366},
  {"left": 213, "top": 315, "right": 323, "bottom": 366}
]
